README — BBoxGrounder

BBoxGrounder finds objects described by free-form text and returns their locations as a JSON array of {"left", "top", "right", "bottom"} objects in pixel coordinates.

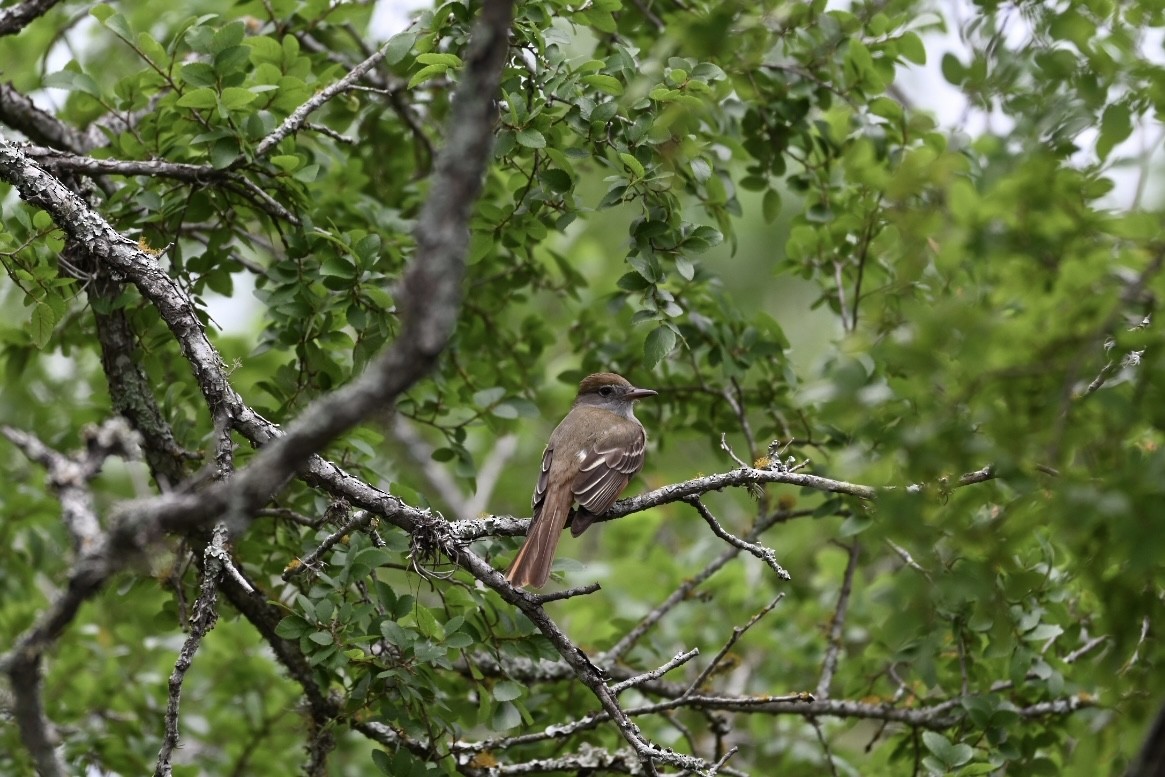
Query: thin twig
[
  {"left": 611, "top": 648, "right": 701, "bottom": 694},
  {"left": 885, "top": 539, "right": 930, "bottom": 578},
  {"left": 1064, "top": 635, "right": 1108, "bottom": 664},
  {"left": 599, "top": 508, "right": 814, "bottom": 664},
  {"left": 708, "top": 745, "right": 740, "bottom": 776},
  {"left": 155, "top": 524, "right": 229, "bottom": 777},
  {"left": 249, "top": 40, "right": 396, "bottom": 161},
  {"left": 283, "top": 511, "right": 375, "bottom": 580},
  {"left": 816, "top": 542, "right": 859, "bottom": 700},
  {"left": 684, "top": 594, "right": 785, "bottom": 698},
  {"left": 720, "top": 432, "right": 749, "bottom": 468},
  {"left": 528, "top": 583, "right": 602, "bottom": 605},
  {"left": 810, "top": 716, "right": 840, "bottom": 777},
  {"left": 685, "top": 497, "right": 790, "bottom": 580}
]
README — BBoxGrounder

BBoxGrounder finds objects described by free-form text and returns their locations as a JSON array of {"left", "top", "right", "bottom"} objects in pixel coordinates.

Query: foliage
[{"left": 1, "top": 0, "right": 1164, "bottom": 774}]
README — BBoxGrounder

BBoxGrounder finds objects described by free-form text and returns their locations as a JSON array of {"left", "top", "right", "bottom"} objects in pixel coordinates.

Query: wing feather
[
  {"left": 531, "top": 444, "right": 553, "bottom": 514},
  {"left": 571, "top": 426, "right": 646, "bottom": 516}
]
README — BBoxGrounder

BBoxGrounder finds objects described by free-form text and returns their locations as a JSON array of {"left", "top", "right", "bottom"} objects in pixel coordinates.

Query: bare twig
[
  {"left": 816, "top": 542, "right": 859, "bottom": 700},
  {"left": 611, "top": 648, "right": 701, "bottom": 695},
  {"left": 720, "top": 432, "right": 749, "bottom": 468},
  {"left": 155, "top": 524, "right": 230, "bottom": 777},
  {"left": 0, "top": 82, "right": 98, "bottom": 151},
  {"left": 1064, "top": 635, "right": 1108, "bottom": 664},
  {"left": 708, "top": 746, "right": 740, "bottom": 776},
  {"left": 811, "top": 716, "right": 841, "bottom": 777},
  {"left": 1122, "top": 616, "right": 1151, "bottom": 673},
  {"left": 684, "top": 594, "right": 784, "bottom": 698},
  {"left": 249, "top": 40, "right": 396, "bottom": 161},
  {"left": 528, "top": 583, "right": 602, "bottom": 605},
  {"left": 599, "top": 508, "right": 813, "bottom": 664},
  {"left": 885, "top": 538, "right": 930, "bottom": 578},
  {"left": 626, "top": 0, "right": 664, "bottom": 30},
  {"left": 685, "top": 497, "right": 790, "bottom": 581},
  {"left": 283, "top": 511, "right": 374, "bottom": 580}
]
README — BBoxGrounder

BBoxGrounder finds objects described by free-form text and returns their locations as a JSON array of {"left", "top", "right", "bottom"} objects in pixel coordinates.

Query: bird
[{"left": 505, "top": 372, "right": 656, "bottom": 588}]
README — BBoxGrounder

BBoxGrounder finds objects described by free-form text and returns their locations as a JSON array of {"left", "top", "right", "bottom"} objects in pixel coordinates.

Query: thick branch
[
  {"left": 0, "top": 0, "right": 61, "bottom": 37},
  {"left": 0, "top": 83, "right": 98, "bottom": 151},
  {"left": 8, "top": 655, "right": 66, "bottom": 777},
  {"left": 0, "top": 0, "right": 513, "bottom": 723}
]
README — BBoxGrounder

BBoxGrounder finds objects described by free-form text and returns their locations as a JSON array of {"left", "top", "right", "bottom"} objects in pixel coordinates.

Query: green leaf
[
  {"left": 42, "top": 70, "right": 100, "bottom": 97},
  {"left": 209, "top": 137, "right": 239, "bottom": 169},
  {"left": 617, "top": 271, "right": 652, "bottom": 291},
  {"left": 384, "top": 31, "right": 417, "bottom": 65},
  {"left": 408, "top": 63, "right": 448, "bottom": 89},
  {"left": 210, "top": 21, "right": 245, "bottom": 54},
  {"left": 416, "top": 52, "right": 463, "bottom": 67},
  {"left": 274, "top": 615, "right": 309, "bottom": 639},
  {"left": 1024, "top": 623, "right": 1063, "bottom": 642},
  {"left": 90, "top": 3, "right": 115, "bottom": 22},
  {"left": 136, "top": 32, "right": 168, "bottom": 65},
  {"left": 371, "top": 750, "right": 393, "bottom": 775},
  {"left": 540, "top": 168, "right": 573, "bottom": 192},
  {"left": 1097, "top": 103, "right": 1132, "bottom": 161},
  {"left": 293, "top": 164, "right": 320, "bottom": 182},
  {"left": 644, "top": 325, "right": 677, "bottom": 369},
  {"left": 492, "top": 680, "right": 522, "bottom": 702},
  {"left": 100, "top": 11, "right": 132, "bottom": 41},
  {"left": 219, "top": 87, "right": 256, "bottom": 109},
  {"left": 320, "top": 254, "right": 356, "bottom": 278},
  {"left": 516, "top": 128, "right": 547, "bottom": 148},
  {"left": 180, "top": 62, "right": 217, "bottom": 87},
  {"left": 897, "top": 31, "right": 926, "bottom": 64},
  {"left": 307, "top": 631, "right": 333, "bottom": 646},
  {"left": 490, "top": 701, "right": 522, "bottom": 731},
  {"left": 29, "top": 302, "right": 57, "bottom": 349},
  {"left": 921, "top": 730, "right": 973, "bottom": 768},
  {"left": 581, "top": 73, "right": 623, "bottom": 95},
  {"left": 941, "top": 53, "right": 965, "bottom": 85},
  {"left": 413, "top": 606, "right": 445, "bottom": 641},
  {"left": 838, "top": 512, "right": 872, "bottom": 537},
  {"left": 619, "top": 152, "right": 645, "bottom": 179},
  {"left": 271, "top": 154, "right": 301, "bottom": 172},
  {"left": 177, "top": 87, "right": 218, "bottom": 109},
  {"left": 762, "top": 189, "right": 782, "bottom": 223}
]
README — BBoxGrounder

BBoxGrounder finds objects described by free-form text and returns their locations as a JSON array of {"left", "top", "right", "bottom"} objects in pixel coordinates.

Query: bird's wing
[
  {"left": 531, "top": 444, "right": 554, "bottom": 515},
  {"left": 570, "top": 424, "right": 646, "bottom": 532}
]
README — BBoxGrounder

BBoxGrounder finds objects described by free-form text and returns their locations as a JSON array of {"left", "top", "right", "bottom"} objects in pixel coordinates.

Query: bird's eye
[{"left": 599, "top": 386, "right": 614, "bottom": 397}]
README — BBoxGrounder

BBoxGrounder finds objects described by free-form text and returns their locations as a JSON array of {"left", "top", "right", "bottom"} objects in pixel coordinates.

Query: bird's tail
[{"left": 505, "top": 488, "right": 571, "bottom": 588}]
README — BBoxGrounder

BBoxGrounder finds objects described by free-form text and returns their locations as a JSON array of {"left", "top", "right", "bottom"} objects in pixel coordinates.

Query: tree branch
[
  {"left": 155, "top": 524, "right": 229, "bottom": 777},
  {"left": 8, "top": 655, "right": 66, "bottom": 777},
  {"left": 0, "top": 0, "right": 61, "bottom": 37},
  {"left": 816, "top": 542, "right": 859, "bottom": 700},
  {"left": 449, "top": 463, "right": 999, "bottom": 543}
]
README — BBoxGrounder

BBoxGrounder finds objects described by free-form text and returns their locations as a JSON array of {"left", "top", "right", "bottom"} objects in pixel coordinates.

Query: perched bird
[{"left": 505, "top": 372, "right": 656, "bottom": 588}]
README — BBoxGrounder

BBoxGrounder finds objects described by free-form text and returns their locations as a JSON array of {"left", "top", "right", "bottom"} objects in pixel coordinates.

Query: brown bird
[{"left": 505, "top": 372, "right": 656, "bottom": 588}]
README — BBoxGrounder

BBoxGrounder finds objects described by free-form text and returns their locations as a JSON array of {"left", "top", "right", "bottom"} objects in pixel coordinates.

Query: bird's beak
[{"left": 625, "top": 386, "right": 658, "bottom": 400}]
